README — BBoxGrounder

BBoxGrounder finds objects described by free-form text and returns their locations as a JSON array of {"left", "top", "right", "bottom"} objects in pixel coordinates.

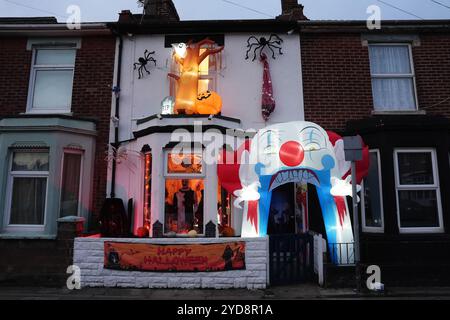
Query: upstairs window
[
  {"left": 369, "top": 44, "right": 417, "bottom": 112},
  {"left": 28, "top": 48, "right": 76, "bottom": 113}
]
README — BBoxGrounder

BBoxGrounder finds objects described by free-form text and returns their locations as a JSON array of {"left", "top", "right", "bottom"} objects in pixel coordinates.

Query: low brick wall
[{"left": 74, "top": 237, "right": 268, "bottom": 289}]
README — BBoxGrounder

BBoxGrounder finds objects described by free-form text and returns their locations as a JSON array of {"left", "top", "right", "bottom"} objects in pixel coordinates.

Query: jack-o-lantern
[
  {"left": 136, "top": 227, "right": 149, "bottom": 238},
  {"left": 195, "top": 90, "right": 222, "bottom": 115}
]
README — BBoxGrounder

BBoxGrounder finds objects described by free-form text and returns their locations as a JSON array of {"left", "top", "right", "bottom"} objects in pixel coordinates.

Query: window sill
[
  {"left": 22, "top": 110, "right": 73, "bottom": 116},
  {"left": 0, "top": 233, "right": 56, "bottom": 240},
  {"left": 371, "top": 110, "right": 426, "bottom": 116}
]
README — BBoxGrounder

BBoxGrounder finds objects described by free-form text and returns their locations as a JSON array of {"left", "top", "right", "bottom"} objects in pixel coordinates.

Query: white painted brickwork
[{"left": 74, "top": 237, "right": 268, "bottom": 289}]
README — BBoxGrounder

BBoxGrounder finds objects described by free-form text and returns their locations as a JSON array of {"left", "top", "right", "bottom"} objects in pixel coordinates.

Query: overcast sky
[{"left": 0, "top": 0, "right": 449, "bottom": 22}]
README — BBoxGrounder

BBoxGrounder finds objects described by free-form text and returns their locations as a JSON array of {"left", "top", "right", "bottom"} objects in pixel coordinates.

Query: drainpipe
[{"left": 110, "top": 32, "right": 123, "bottom": 198}]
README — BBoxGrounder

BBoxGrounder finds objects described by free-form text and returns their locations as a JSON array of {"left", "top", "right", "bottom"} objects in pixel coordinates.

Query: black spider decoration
[
  {"left": 133, "top": 49, "right": 156, "bottom": 79},
  {"left": 245, "top": 34, "right": 284, "bottom": 61}
]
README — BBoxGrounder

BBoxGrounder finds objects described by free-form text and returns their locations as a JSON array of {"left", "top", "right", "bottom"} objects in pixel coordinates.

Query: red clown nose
[{"left": 279, "top": 141, "right": 304, "bottom": 167}]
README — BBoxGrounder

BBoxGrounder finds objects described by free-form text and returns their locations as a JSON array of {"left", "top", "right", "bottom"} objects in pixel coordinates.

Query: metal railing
[{"left": 328, "top": 242, "right": 355, "bottom": 265}]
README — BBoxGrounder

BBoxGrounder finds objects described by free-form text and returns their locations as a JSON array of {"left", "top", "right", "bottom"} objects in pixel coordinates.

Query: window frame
[
  {"left": 164, "top": 149, "right": 205, "bottom": 178},
  {"left": 3, "top": 150, "right": 50, "bottom": 233},
  {"left": 26, "top": 47, "right": 76, "bottom": 114},
  {"left": 361, "top": 149, "right": 385, "bottom": 233},
  {"left": 59, "top": 149, "right": 84, "bottom": 218},
  {"left": 393, "top": 148, "right": 444, "bottom": 233},
  {"left": 163, "top": 149, "right": 206, "bottom": 236},
  {"left": 369, "top": 43, "right": 419, "bottom": 112}
]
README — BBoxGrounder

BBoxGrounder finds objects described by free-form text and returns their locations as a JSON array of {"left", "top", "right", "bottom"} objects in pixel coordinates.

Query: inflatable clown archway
[{"left": 218, "top": 121, "right": 369, "bottom": 264}]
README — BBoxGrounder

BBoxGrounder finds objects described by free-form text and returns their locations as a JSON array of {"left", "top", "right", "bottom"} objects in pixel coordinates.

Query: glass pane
[
  {"left": 218, "top": 184, "right": 233, "bottom": 234},
  {"left": 363, "top": 152, "right": 383, "bottom": 228},
  {"left": 35, "top": 49, "right": 76, "bottom": 65},
  {"left": 167, "top": 153, "right": 202, "bottom": 174},
  {"left": 198, "top": 48, "right": 209, "bottom": 75},
  {"left": 60, "top": 153, "right": 82, "bottom": 217},
  {"left": 32, "top": 70, "right": 73, "bottom": 109},
  {"left": 398, "top": 152, "right": 434, "bottom": 185},
  {"left": 398, "top": 190, "right": 440, "bottom": 228},
  {"left": 372, "top": 78, "right": 416, "bottom": 111},
  {"left": 12, "top": 152, "right": 49, "bottom": 171},
  {"left": 10, "top": 177, "right": 46, "bottom": 225},
  {"left": 143, "top": 153, "right": 152, "bottom": 230},
  {"left": 369, "top": 45, "right": 411, "bottom": 74},
  {"left": 164, "top": 179, "right": 204, "bottom": 235}
]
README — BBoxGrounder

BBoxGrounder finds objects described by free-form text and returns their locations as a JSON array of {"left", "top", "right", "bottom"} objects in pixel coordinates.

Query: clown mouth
[{"left": 269, "top": 169, "right": 320, "bottom": 191}]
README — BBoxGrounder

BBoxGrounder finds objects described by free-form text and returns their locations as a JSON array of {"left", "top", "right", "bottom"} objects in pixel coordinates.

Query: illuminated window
[
  {"left": 143, "top": 153, "right": 152, "bottom": 231},
  {"left": 169, "top": 45, "right": 221, "bottom": 97},
  {"left": 164, "top": 150, "right": 205, "bottom": 236},
  {"left": 217, "top": 183, "right": 235, "bottom": 237}
]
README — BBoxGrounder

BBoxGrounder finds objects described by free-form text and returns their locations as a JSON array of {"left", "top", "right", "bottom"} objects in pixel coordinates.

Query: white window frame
[
  {"left": 59, "top": 149, "right": 84, "bottom": 218},
  {"left": 164, "top": 149, "right": 205, "bottom": 178},
  {"left": 26, "top": 47, "right": 76, "bottom": 114},
  {"left": 3, "top": 150, "right": 50, "bottom": 233},
  {"left": 163, "top": 149, "right": 205, "bottom": 236},
  {"left": 394, "top": 148, "right": 444, "bottom": 233},
  {"left": 369, "top": 43, "right": 419, "bottom": 112},
  {"left": 361, "top": 149, "right": 385, "bottom": 233}
]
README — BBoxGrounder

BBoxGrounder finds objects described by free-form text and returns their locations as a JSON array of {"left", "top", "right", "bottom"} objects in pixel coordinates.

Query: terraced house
[{"left": 0, "top": 0, "right": 449, "bottom": 288}]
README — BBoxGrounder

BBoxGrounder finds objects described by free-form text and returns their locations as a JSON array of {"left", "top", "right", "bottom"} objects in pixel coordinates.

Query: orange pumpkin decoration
[
  {"left": 220, "top": 226, "right": 235, "bottom": 237},
  {"left": 136, "top": 227, "right": 149, "bottom": 238},
  {"left": 195, "top": 90, "right": 222, "bottom": 115}
]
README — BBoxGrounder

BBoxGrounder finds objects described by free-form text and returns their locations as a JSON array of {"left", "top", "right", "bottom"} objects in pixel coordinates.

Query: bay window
[
  {"left": 369, "top": 44, "right": 417, "bottom": 112},
  {"left": 394, "top": 149, "right": 443, "bottom": 233},
  {"left": 60, "top": 150, "right": 83, "bottom": 217},
  {"left": 164, "top": 151, "right": 204, "bottom": 235},
  {"left": 5, "top": 151, "right": 49, "bottom": 231},
  {"left": 361, "top": 150, "right": 384, "bottom": 232}
]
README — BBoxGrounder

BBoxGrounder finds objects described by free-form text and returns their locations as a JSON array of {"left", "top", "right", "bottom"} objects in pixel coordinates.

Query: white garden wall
[{"left": 74, "top": 236, "right": 268, "bottom": 289}]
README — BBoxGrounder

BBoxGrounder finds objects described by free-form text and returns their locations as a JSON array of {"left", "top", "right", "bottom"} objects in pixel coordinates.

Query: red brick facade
[
  {"left": 71, "top": 36, "right": 116, "bottom": 220},
  {"left": 0, "top": 35, "right": 115, "bottom": 223},
  {"left": 301, "top": 32, "right": 450, "bottom": 131}
]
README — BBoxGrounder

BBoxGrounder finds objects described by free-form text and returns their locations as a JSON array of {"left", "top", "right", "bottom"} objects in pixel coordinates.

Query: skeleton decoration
[
  {"left": 217, "top": 121, "right": 370, "bottom": 264},
  {"left": 134, "top": 50, "right": 156, "bottom": 79},
  {"left": 245, "top": 34, "right": 283, "bottom": 61}
]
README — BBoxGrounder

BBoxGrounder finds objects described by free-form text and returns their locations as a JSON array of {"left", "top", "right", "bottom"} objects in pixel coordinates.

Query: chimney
[
  {"left": 142, "top": 0, "right": 180, "bottom": 22},
  {"left": 277, "top": 0, "right": 308, "bottom": 21}
]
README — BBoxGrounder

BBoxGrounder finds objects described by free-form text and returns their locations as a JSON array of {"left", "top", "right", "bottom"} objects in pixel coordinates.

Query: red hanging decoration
[{"left": 260, "top": 53, "right": 276, "bottom": 121}]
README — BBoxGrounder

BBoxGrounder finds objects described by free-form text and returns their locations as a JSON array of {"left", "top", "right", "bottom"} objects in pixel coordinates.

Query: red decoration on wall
[{"left": 260, "top": 53, "right": 276, "bottom": 121}]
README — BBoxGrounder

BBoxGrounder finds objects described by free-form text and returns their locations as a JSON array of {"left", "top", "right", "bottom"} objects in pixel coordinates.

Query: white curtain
[{"left": 369, "top": 45, "right": 416, "bottom": 111}]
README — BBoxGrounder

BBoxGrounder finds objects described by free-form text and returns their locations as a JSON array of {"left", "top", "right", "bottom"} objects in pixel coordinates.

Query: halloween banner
[{"left": 104, "top": 241, "right": 245, "bottom": 272}]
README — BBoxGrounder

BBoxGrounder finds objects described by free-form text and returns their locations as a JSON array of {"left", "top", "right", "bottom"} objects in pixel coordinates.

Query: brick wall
[
  {"left": 0, "top": 37, "right": 32, "bottom": 116},
  {"left": 71, "top": 36, "right": 116, "bottom": 223},
  {"left": 301, "top": 32, "right": 450, "bottom": 131},
  {"left": 301, "top": 33, "right": 374, "bottom": 132},
  {"left": 74, "top": 237, "right": 268, "bottom": 289},
  {"left": 0, "top": 35, "right": 115, "bottom": 226},
  {"left": 413, "top": 34, "right": 450, "bottom": 117}
]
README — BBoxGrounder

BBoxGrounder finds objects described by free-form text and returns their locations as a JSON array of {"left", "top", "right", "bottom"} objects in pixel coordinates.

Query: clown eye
[{"left": 304, "top": 142, "right": 321, "bottom": 152}]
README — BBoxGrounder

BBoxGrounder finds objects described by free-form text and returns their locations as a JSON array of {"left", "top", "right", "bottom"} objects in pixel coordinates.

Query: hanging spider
[
  {"left": 245, "top": 34, "right": 284, "bottom": 61},
  {"left": 133, "top": 49, "right": 156, "bottom": 79}
]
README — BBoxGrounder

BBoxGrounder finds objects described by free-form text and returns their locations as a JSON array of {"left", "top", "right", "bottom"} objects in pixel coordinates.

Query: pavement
[{"left": 1, "top": 284, "right": 450, "bottom": 300}]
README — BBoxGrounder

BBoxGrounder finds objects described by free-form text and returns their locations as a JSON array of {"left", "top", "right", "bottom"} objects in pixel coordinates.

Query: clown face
[{"left": 248, "top": 121, "right": 339, "bottom": 190}]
